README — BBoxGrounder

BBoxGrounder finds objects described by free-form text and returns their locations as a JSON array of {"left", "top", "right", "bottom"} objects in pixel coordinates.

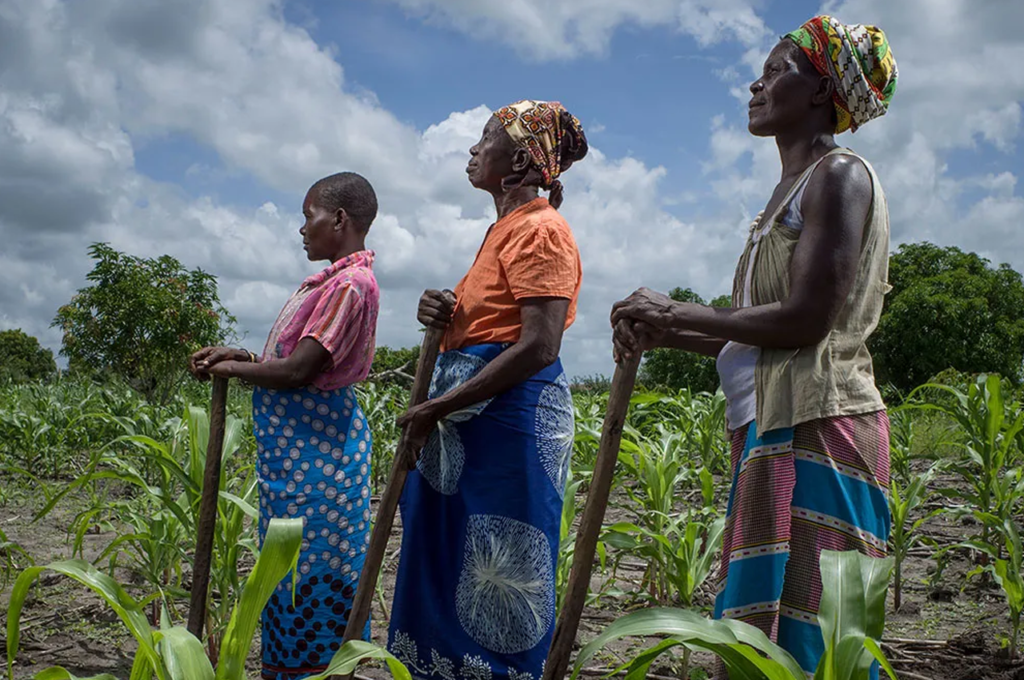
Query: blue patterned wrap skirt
[
  {"left": 388, "top": 343, "right": 575, "bottom": 680},
  {"left": 253, "top": 384, "right": 373, "bottom": 679}
]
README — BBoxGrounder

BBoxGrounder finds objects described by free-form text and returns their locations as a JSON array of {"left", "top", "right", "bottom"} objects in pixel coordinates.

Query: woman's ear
[
  {"left": 511, "top": 147, "right": 532, "bottom": 174},
  {"left": 812, "top": 74, "right": 834, "bottom": 106},
  {"left": 334, "top": 207, "right": 349, "bottom": 232}
]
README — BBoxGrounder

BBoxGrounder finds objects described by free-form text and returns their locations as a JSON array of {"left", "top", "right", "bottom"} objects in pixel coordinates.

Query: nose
[
  {"left": 299, "top": 223, "right": 306, "bottom": 235},
  {"left": 469, "top": 143, "right": 479, "bottom": 156},
  {"left": 750, "top": 79, "right": 764, "bottom": 95}
]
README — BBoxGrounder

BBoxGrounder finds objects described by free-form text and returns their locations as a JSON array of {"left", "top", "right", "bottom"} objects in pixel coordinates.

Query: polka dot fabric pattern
[{"left": 253, "top": 385, "right": 372, "bottom": 680}]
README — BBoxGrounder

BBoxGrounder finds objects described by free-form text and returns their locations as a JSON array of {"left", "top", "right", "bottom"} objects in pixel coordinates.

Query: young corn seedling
[
  {"left": 907, "top": 374, "right": 1024, "bottom": 550},
  {"left": 888, "top": 465, "right": 939, "bottom": 611},
  {"left": 33, "top": 403, "right": 256, "bottom": 653},
  {"left": 887, "top": 407, "right": 916, "bottom": 487},
  {"left": 964, "top": 515, "right": 1024, "bottom": 659},
  {"left": 601, "top": 508, "right": 724, "bottom": 611},
  {"left": 570, "top": 550, "right": 897, "bottom": 680},
  {"left": 5, "top": 518, "right": 412, "bottom": 680},
  {"left": 0, "top": 526, "right": 33, "bottom": 589}
]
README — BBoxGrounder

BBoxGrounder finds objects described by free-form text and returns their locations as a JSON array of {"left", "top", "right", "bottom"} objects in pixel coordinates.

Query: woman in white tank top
[{"left": 610, "top": 15, "right": 899, "bottom": 678}]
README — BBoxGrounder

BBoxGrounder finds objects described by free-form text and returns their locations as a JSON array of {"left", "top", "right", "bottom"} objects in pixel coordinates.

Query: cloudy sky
[{"left": 2, "top": 0, "right": 1022, "bottom": 378}]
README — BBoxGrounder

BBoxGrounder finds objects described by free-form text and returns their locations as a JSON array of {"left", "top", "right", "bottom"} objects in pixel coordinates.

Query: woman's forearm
[
  {"left": 219, "top": 357, "right": 314, "bottom": 390},
  {"left": 665, "top": 300, "right": 825, "bottom": 349},
  {"left": 659, "top": 329, "right": 729, "bottom": 358},
  {"left": 428, "top": 341, "right": 553, "bottom": 418}
]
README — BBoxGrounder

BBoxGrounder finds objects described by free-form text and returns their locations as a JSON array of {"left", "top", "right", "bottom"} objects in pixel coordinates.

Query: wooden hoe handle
[
  {"left": 542, "top": 353, "right": 641, "bottom": 680},
  {"left": 340, "top": 324, "right": 447, "bottom": 647},
  {"left": 188, "top": 375, "right": 230, "bottom": 640}
]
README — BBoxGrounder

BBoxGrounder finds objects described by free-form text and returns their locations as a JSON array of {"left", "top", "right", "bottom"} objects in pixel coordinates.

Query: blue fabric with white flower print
[
  {"left": 253, "top": 385, "right": 372, "bottom": 679},
  {"left": 388, "top": 344, "right": 575, "bottom": 680}
]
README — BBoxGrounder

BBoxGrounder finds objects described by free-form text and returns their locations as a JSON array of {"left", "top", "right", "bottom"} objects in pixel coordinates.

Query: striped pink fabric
[
  {"left": 261, "top": 250, "right": 379, "bottom": 390},
  {"left": 714, "top": 411, "right": 891, "bottom": 675}
]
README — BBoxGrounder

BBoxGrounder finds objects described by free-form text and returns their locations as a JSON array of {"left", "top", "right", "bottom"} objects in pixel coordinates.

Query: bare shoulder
[
  {"left": 808, "top": 153, "right": 872, "bottom": 202},
  {"left": 801, "top": 152, "right": 874, "bottom": 228}
]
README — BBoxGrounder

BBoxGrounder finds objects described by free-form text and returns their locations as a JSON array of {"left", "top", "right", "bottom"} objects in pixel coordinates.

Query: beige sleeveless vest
[{"left": 730, "top": 148, "right": 890, "bottom": 437}]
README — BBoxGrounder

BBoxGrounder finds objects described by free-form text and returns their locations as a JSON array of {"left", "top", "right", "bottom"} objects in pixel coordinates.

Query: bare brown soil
[{"left": 1, "top": 477, "right": 1020, "bottom": 680}]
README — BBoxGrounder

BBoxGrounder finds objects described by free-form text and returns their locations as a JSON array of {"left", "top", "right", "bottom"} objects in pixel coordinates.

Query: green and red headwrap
[{"left": 787, "top": 15, "right": 898, "bottom": 133}]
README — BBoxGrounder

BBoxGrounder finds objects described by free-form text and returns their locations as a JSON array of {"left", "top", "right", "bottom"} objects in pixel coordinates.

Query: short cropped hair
[{"left": 311, "top": 172, "right": 378, "bottom": 231}]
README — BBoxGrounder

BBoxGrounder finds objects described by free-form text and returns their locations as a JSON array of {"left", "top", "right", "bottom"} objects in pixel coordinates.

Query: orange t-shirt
[{"left": 443, "top": 198, "right": 582, "bottom": 351}]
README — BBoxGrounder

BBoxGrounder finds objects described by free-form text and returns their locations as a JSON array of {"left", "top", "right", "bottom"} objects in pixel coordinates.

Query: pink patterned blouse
[{"left": 261, "top": 250, "right": 380, "bottom": 391}]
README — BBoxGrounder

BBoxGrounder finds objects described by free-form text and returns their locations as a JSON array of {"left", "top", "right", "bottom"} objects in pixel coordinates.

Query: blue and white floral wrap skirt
[{"left": 388, "top": 343, "right": 575, "bottom": 680}]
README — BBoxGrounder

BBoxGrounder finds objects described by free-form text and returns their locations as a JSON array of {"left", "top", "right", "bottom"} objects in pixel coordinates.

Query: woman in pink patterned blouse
[{"left": 189, "top": 172, "right": 380, "bottom": 680}]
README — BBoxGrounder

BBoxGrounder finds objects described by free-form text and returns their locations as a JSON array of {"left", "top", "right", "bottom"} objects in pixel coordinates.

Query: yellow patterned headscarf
[
  {"left": 492, "top": 100, "right": 587, "bottom": 190},
  {"left": 786, "top": 16, "right": 898, "bottom": 134}
]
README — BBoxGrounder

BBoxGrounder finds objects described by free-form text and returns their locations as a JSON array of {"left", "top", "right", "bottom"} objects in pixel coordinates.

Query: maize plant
[
  {"left": 5, "top": 518, "right": 411, "bottom": 680},
  {"left": 965, "top": 515, "right": 1024, "bottom": 658},
  {"left": 570, "top": 550, "right": 897, "bottom": 680},
  {"left": 906, "top": 374, "right": 1024, "bottom": 550},
  {"left": 32, "top": 404, "right": 257, "bottom": 657},
  {"left": 888, "top": 466, "right": 939, "bottom": 611},
  {"left": 0, "top": 526, "right": 32, "bottom": 589}
]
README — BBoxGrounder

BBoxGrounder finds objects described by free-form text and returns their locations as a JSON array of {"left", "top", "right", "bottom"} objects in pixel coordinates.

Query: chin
[{"left": 747, "top": 119, "right": 773, "bottom": 137}]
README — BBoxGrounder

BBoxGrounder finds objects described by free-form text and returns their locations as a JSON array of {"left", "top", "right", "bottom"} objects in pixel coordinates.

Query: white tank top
[{"left": 717, "top": 175, "right": 811, "bottom": 430}]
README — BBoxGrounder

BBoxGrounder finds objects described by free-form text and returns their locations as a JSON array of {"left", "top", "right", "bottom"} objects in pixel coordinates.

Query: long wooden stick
[
  {"left": 341, "top": 325, "right": 447, "bottom": 645},
  {"left": 542, "top": 353, "right": 641, "bottom": 680},
  {"left": 187, "top": 375, "right": 230, "bottom": 640}
]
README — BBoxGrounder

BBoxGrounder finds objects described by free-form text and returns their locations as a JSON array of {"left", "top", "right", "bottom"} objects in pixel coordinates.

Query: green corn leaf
[
  {"left": 156, "top": 627, "right": 215, "bottom": 680},
  {"left": 218, "top": 490, "right": 258, "bottom": 520},
  {"left": 570, "top": 607, "right": 804, "bottom": 680},
  {"left": 716, "top": 618, "right": 806, "bottom": 679},
  {"left": 857, "top": 553, "right": 892, "bottom": 641},
  {"left": 862, "top": 639, "right": 900, "bottom": 680},
  {"left": 215, "top": 517, "right": 303, "bottom": 680},
  {"left": 303, "top": 640, "right": 412, "bottom": 680},
  {"left": 994, "top": 559, "right": 1024, "bottom": 611},
  {"left": 32, "top": 668, "right": 120, "bottom": 680},
  {"left": 620, "top": 639, "right": 680, "bottom": 680},
  {"left": 6, "top": 561, "right": 165, "bottom": 680}
]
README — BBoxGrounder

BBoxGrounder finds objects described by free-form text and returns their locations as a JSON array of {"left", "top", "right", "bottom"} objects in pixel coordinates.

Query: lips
[{"left": 748, "top": 100, "right": 766, "bottom": 110}]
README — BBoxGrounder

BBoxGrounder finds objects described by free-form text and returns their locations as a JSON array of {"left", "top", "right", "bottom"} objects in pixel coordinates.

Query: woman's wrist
[
  {"left": 235, "top": 348, "right": 258, "bottom": 363},
  {"left": 422, "top": 394, "right": 451, "bottom": 421}
]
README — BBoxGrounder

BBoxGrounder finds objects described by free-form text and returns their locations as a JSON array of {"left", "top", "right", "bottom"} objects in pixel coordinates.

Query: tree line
[{"left": 3, "top": 242, "right": 1023, "bottom": 400}]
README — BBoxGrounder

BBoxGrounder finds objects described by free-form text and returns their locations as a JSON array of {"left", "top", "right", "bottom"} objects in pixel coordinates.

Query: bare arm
[
  {"left": 202, "top": 337, "right": 331, "bottom": 390},
  {"left": 612, "top": 154, "right": 872, "bottom": 349},
  {"left": 399, "top": 297, "right": 569, "bottom": 449},
  {"left": 654, "top": 329, "right": 728, "bottom": 356}
]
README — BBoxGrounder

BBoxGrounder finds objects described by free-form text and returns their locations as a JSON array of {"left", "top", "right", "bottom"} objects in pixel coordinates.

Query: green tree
[
  {"left": 870, "top": 243, "right": 1024, "bottom": 394},
  {"left": 369, "top": 345, "right": 421, "bottom": 385},
  {"left": 53, "top": 243, "right": 236, "bottom": 403},
  {"left": 0, "top": 329, "right": 57, "bottom": 383},
  {"left": 639, "top": 288, "right": 731, "bottom": 393}
]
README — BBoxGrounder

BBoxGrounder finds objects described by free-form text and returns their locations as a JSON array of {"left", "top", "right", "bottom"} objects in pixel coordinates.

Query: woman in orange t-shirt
[{"left": 387, "top": 100, "right": 588, "bottom": 679}]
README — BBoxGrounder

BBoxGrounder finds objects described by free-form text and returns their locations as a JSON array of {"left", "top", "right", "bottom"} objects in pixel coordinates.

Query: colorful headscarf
[
  {"left": 786, "top": 16, "right": 898, "bottom": 134},
  {"left": 493, "top": 100, "right": 587, "bottom": 190}
]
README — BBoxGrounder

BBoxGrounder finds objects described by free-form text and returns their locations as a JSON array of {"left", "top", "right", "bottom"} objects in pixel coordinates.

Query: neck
[
  {"left": 775, "top": 129, "right": 837, "bottom": 179},
  {"left": 328, "top": 238, "right": 366, "bottom": 264},
  {"left": 492, "top": 185, "right": 540, "bottom": 219}
]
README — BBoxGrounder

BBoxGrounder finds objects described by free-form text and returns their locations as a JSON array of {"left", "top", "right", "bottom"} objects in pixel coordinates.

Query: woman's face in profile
[
  {"left": 747, "top": 40, "right": 820, "bottom": 137},
  {"left": 299, "top": 188, "right": 339, "bottom": 262},
  {"left": 466, "top": 116, "right": 514, "bottom": 192}
]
